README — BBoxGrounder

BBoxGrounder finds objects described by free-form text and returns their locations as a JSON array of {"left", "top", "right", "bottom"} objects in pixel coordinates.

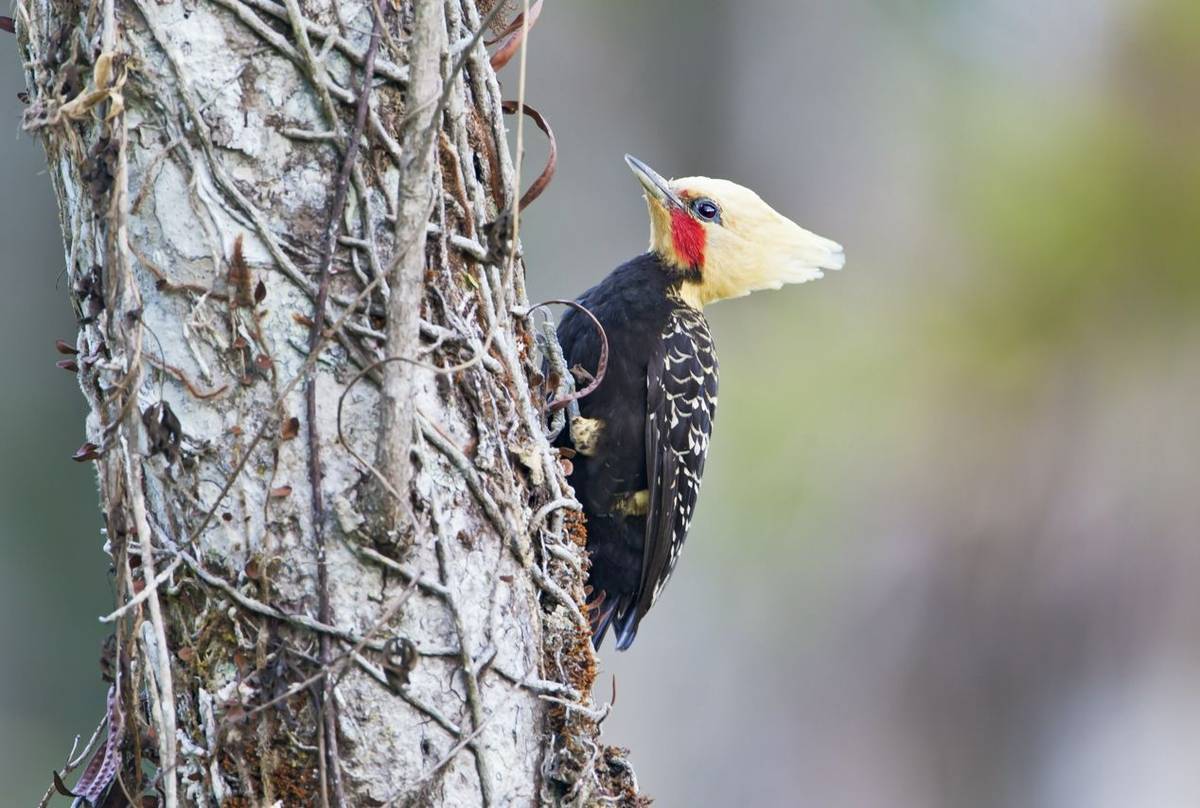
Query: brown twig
[
  {"left": 486, "top": 0, "right": 542, "bottom": 70},
  {"left": 144, "top": 354, "right": 230, "bottom": 400},
  {"left": 302, "top": 8, "right": 382, "bottom": 807},
  {"left": 500, "top": 100, "right": 556, "bottom": 211}
]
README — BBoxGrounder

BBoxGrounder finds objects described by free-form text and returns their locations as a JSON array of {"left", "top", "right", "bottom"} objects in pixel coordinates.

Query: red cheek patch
[{"left": 669, "top": 209, "right": 706, "bottom": 268}]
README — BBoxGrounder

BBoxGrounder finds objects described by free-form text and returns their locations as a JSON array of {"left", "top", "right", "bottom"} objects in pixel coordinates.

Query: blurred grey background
[{"left": 5, "top": 0, "right": 1200, "bottom": 805}]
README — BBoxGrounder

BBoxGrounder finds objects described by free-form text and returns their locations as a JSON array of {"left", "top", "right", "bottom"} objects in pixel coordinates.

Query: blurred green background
[{"left": 5, "top": 0, "right": 1200, "bottom": 805}]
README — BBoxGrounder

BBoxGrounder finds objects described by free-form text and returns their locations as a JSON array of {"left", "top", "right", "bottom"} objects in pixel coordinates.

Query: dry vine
[{"left": 15, "top": 0, "right": 644, "bottom": 804}]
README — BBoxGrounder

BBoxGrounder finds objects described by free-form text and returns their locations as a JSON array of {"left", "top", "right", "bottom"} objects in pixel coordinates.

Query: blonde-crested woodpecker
[{"left": 557, "top": 155, "right": 844, "bottom": 650}]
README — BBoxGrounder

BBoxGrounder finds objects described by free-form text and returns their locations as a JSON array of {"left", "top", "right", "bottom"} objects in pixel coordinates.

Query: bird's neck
[
  {"left": 643, "top": 249, "right": 704, "bottom": 310},
  {"left": 672, "top": 281, "right": 705, "bottom": 311}
]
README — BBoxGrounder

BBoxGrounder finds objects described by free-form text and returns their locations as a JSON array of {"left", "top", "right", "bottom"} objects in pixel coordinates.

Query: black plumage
[{"left": 556, "top": 252, "right": 718, "bottom": 650}]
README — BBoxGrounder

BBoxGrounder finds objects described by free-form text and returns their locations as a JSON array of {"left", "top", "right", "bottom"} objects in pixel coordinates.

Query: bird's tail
[{"left": 588, "top": 590, "right": 639, "bottom": 651}]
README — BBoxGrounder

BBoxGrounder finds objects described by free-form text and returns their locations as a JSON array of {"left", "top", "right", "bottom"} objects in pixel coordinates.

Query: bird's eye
[{"left": 691, "top": 198, "right": 721, "bottom": 223}]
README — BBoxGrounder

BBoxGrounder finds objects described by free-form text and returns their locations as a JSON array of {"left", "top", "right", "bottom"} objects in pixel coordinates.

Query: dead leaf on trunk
[
  {"left": 73, "top": 442, "right": 102, "bottom": 462},
  {"left": 281, "top": 416, "right": 300, "bottom": 440}
]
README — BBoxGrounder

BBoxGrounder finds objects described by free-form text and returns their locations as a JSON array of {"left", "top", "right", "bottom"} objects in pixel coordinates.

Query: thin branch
[
  {"left": 175, "top": 547, "right": 401, "bottom": 653},
  {"left": 525, "top": 299, "right": 609, "bottom": 412},
  {"left": 351, "top": 543, "right": 450, "bottom": 599},
  {"left": 387, "top": 694, "right": 509, "bottom": 807},
  {"left": 35, "top": 708, "right": 110, "bottom": 808},
  {"left": 232, "top": 0, "right": 409, "bottom": 86},
  {"left": 122, "top": 438, "right": 179, "bottom": 807},
  {"left": 430, "top": 490, "right": 496, "bottom": 805},
  {"left": 377, "top": 0, "right": 447, "bottom": 529},
  {"left": 417, "top": 413, "right": 509, "bottom": 535},
  {"left": 528, "top": 496, "right": 580, "bottom": 535},
  {"left": 539, "top": 694, "right": 611, "bottom": 724},
  {"left": 389, "top": 0, "right": 509, "bottom": 141},
  {"left": 417, "top": 410, "right": 588, "bottom": 627},
  {"left": 230, "top": 572, "right": 422, "bottom": 726},
  {"left": 173, "top": 278, "right": 379, "bottom": 551},
  {"left": 294, "top": 5, "right": 382, "bottom": 804},
  {"left": 335, "top": 333, "right": 508, "bottom": 498},
  {"left": 98, "top": 555, "right": 182, "bottom": 623},
  {"left": 503, "top": 0, "right": 532, "bottom": 296}
]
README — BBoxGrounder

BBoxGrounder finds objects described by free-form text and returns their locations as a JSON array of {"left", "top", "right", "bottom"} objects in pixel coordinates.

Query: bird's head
[{"left": 625, "top": 154, "right": 844, "bottom": 309}]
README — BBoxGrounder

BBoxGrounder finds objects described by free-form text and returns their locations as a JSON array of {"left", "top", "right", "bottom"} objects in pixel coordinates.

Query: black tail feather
[
  {"left": 613, "top": 606, "right": 639, "bottom": 650},
  {"left": 590, "top": 592, "right": 618, "bottom": 649},
  {"left": 589, "top": 590, "right": 639, "bottom": 651}
]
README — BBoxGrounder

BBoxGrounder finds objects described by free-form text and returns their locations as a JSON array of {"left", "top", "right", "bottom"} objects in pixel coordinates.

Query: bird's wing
[{"left": 616, "top": 308, "right": 717, "bottom": 648}]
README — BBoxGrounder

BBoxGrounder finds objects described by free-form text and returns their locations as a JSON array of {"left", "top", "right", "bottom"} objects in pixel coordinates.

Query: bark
[{"left": 16, "top": 0, "right": 642, "bottom": 804}]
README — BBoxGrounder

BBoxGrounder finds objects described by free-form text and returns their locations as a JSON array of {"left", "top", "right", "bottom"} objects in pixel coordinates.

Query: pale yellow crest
[{"left": 645, "top": 175, "right": 845, "bottom": 309}]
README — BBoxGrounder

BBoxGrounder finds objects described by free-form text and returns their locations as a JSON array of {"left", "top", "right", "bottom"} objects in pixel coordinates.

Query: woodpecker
[{"left": 556, "top": 155, "right": 844, "bottom": 651}]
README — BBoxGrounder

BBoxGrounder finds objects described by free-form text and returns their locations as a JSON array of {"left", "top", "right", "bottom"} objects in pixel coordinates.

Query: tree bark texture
[{"left": 15, "top": 0, "right": 641, "bottom": 803}]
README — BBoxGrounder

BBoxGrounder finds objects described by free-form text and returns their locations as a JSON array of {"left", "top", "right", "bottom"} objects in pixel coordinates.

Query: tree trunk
[{"left": 15, "top": 0, "right": 640, "bottom": 803}]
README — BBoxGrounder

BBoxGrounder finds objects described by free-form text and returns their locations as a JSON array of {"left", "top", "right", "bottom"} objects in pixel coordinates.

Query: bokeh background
[{"left": 4, "top": 0, "right": 1200, "bottom": 804}]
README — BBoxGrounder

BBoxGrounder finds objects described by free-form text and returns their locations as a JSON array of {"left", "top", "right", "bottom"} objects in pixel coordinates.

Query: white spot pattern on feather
[{"left": 648, "top": 303, "right": 718, "bottom": 606}]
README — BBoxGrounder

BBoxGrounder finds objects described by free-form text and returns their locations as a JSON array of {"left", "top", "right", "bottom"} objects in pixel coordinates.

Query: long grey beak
[{"left": 625, "top": 154, "right": 684, "bottom": 210}]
